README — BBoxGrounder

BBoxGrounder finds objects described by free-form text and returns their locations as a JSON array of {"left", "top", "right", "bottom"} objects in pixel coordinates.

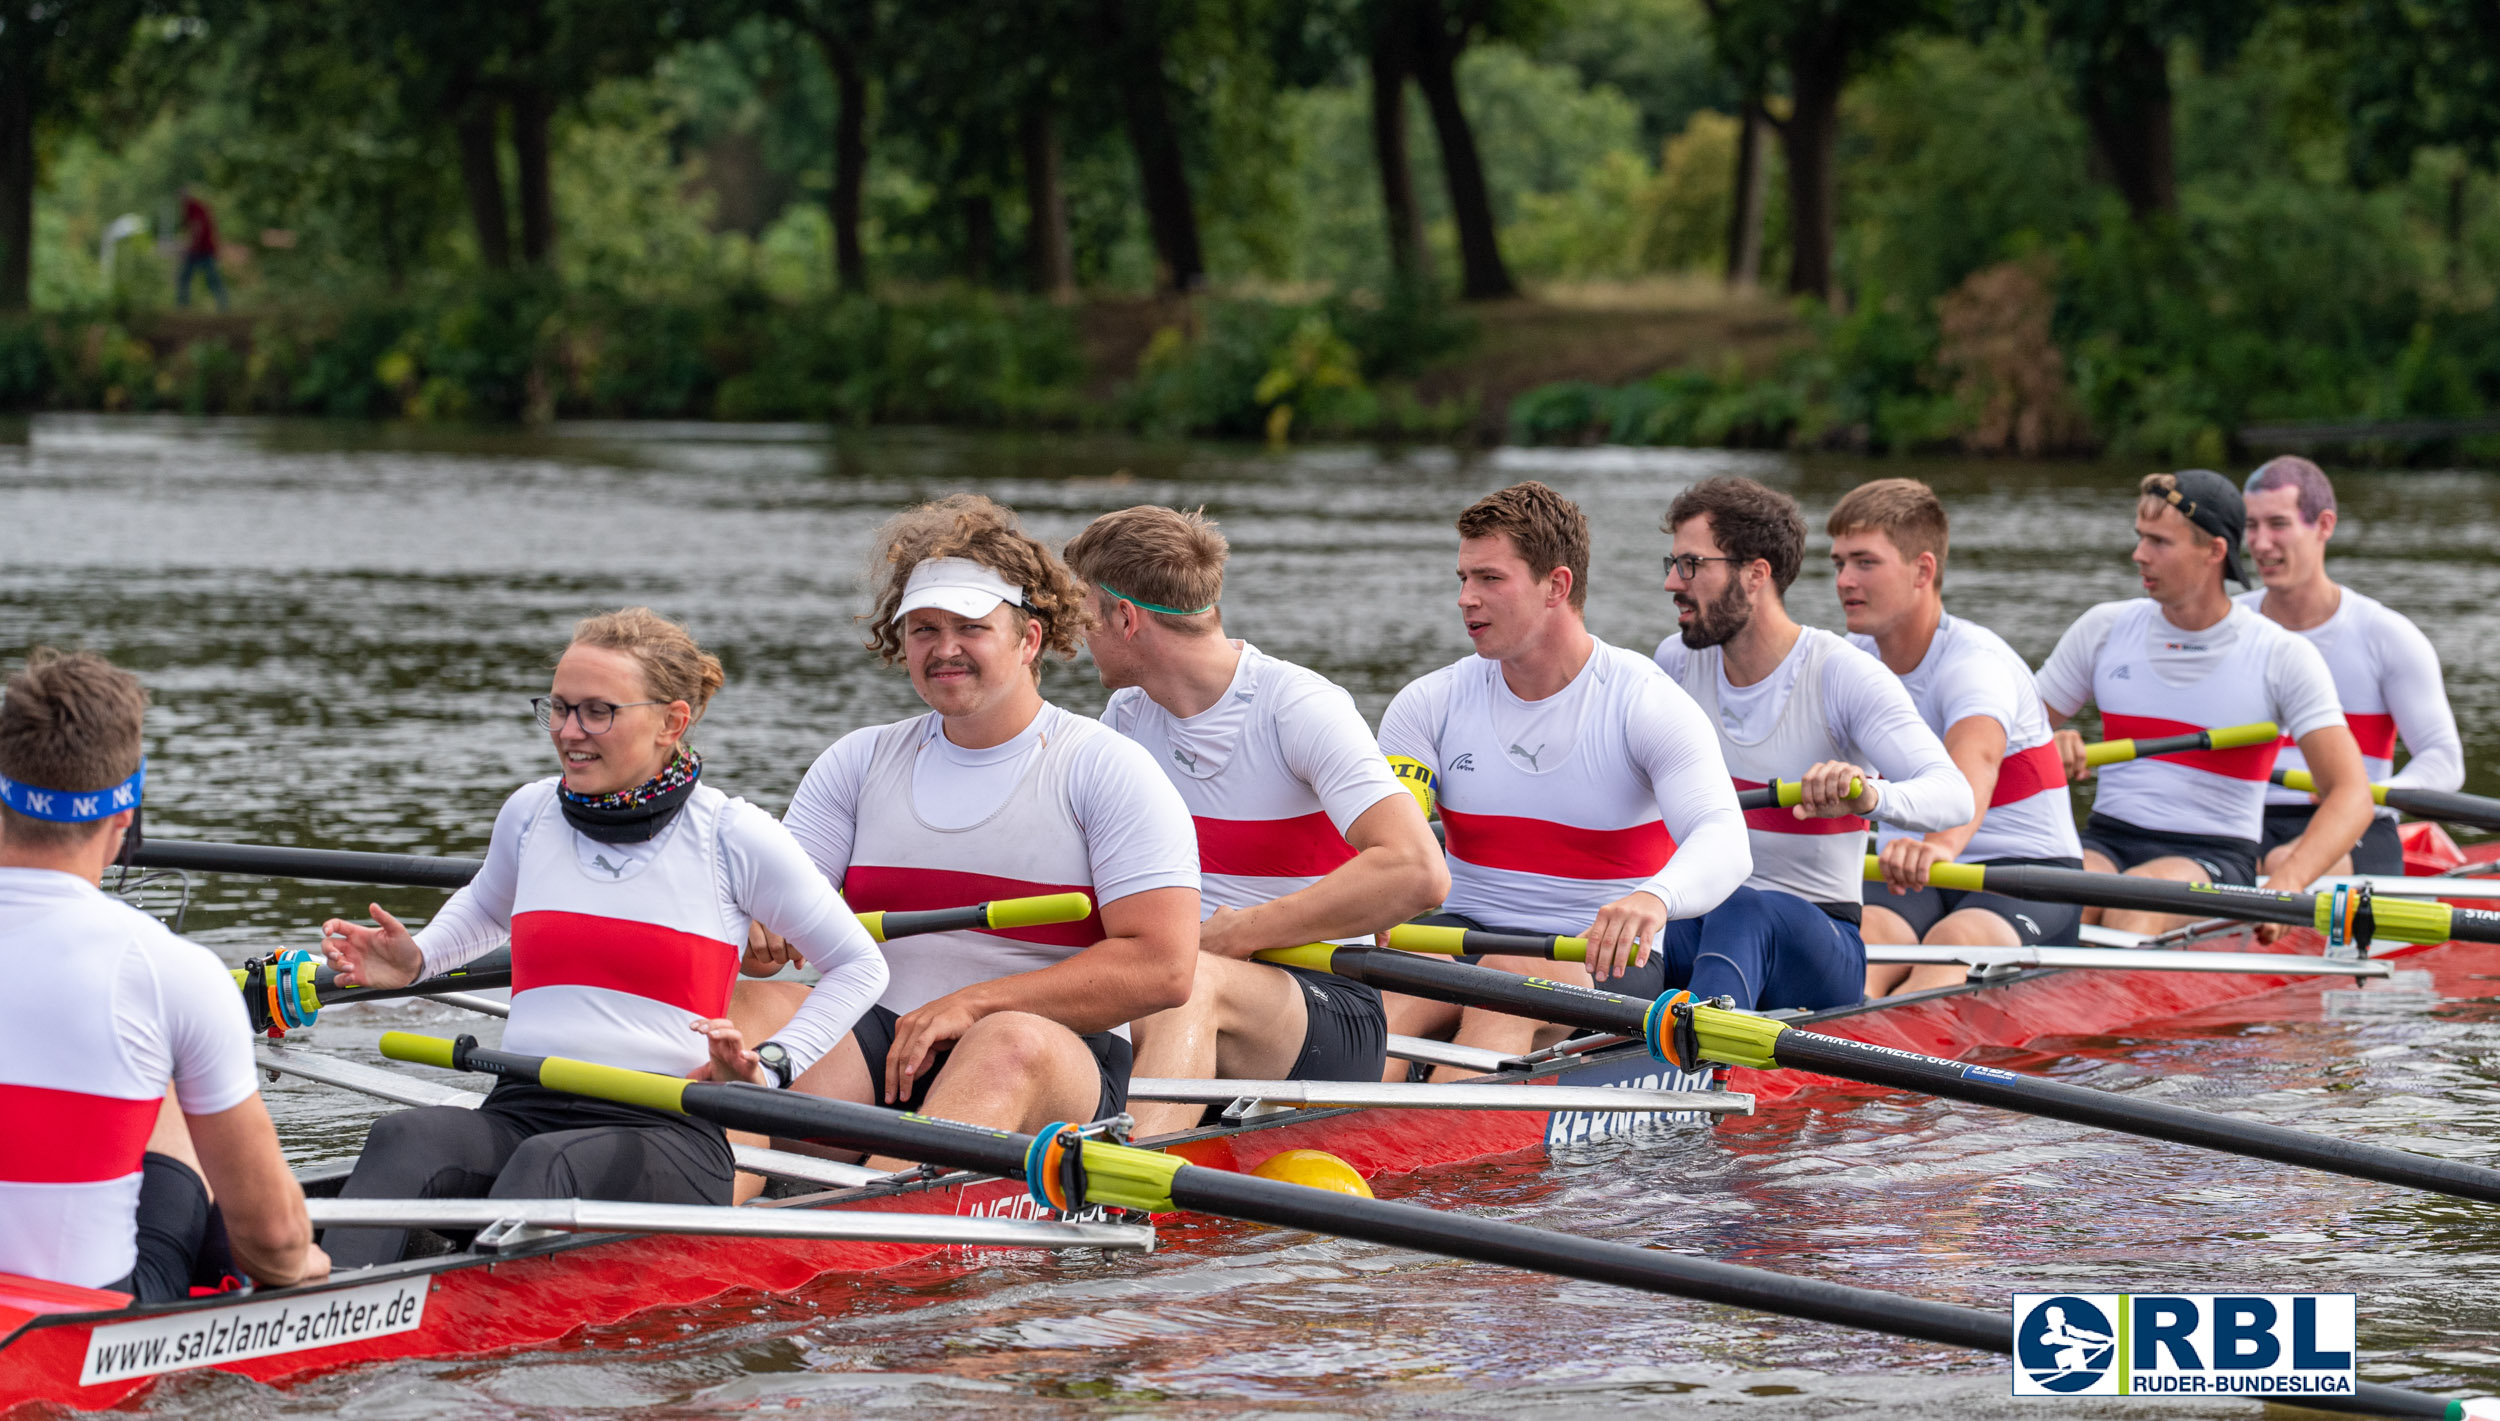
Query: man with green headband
[{"left": 1070, "top": 505, "right": 1448, "bottom": 1136}]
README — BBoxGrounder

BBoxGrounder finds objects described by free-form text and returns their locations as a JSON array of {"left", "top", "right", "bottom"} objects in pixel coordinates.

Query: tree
[
  {"left": 763, "top": 0, "right": 877, "bottom": 292},
  {"left": 1392, "top": 0, "right": 1534, "bottom": 299},
  {"left": 2335, "top": 0, "right": 2500, "bottom": 187},
  {"left": 1704, "top": 0, "right": 1943, "bottom": 300},
  {"left": 1090, "top": 0, "right": 1205, "bottom": 293},
  {"left": 1, "top": 1, "right": 222, "bottom": 310}
]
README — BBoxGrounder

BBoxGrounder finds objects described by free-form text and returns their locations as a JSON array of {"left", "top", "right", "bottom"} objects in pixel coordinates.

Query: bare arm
[
  {"left": 1198, "top": 794, "right": 1447, "bottom": 957},
  {"left": 1876, "top": 716, "right": 2004, "bottom": 893},
  {"left": 185, "top": 1095, "right": 325, "bottom": 1287},
  {"left": 2269, "top": 722, "right": 2373, "bottom": 890}
]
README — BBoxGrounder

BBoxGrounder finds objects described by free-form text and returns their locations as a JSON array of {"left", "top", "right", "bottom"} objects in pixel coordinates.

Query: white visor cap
[{"left": 893, "top": 556, "right": 1028, "bottom": 623}]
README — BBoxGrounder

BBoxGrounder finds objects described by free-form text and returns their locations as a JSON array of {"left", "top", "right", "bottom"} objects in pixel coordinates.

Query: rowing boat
[{"left": 4, "top": 830, "right": 2491, "bottom": 1414}]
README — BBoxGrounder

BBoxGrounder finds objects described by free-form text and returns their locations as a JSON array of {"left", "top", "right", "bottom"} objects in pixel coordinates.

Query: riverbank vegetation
[{"left": 4, "top": 1, "right": 2496, "bottom": 459}]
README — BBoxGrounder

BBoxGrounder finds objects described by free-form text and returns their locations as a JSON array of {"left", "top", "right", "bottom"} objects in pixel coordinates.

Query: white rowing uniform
[
  {"left": 417, "top": 779, "right": 888, "bottom": 1079},
  {"left": 1657, "top": 626, "right": 1971, "bottom": 912},
  {"left": 1102, "top": 642, "right": 1404, "bottom": 943},
  {"left": 783, "top": 701, "right": 1199, "bottom": 1034},
  {"left": 1376, "top": 639, "right": 1750, "bottom": 934},
  {"left": 2034, "top": 599, "right": 2344, "bottom": 843},
  {"left": 0, "top": 869, "right": 258, "bottom": 1289},
  {"left": 1847, "top": 613, "right": 2081, "bottom": 863},
  {"left": 2234, "top": 586, "right": 2463, "bottom": 816}
]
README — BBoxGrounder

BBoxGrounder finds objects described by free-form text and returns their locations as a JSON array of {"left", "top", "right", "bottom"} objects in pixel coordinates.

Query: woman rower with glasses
[{"left": 314, "top": 608, "right": 889, "bottom": 1267}]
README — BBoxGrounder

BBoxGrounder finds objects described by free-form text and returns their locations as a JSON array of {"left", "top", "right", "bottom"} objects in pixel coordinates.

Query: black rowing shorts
[
  {"left": 1276, "top": 964, "right": 1387, "bottom": 1082},
  {"left": 2078, "top": 813, "right": 2260, "bottom": 887},
  {"left": 2261, "top": 805, "right": 2404, "bottom": 876},
  {"left": 853, "top": 1003, "right": 1131, "bottom": 1124},
  {"left": 112, "top": 1153, "right": 238, "bottom": 1302},
  {"left": 1863, "top": 854, "right": 2084, "bottom": 946}
]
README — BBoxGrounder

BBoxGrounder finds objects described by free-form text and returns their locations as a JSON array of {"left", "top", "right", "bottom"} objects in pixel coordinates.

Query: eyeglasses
[
  {"left": 532, "top": 696, "right": 667, "bottom": 735},
  {"left": 1664, "top": 553, "right": 1745, "bottom": 581}
]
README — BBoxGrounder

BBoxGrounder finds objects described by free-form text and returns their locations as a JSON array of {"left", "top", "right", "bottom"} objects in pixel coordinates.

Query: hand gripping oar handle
[
  {"left": 373, "top": 1032, "right": 2008, "bottom": 1355},
  {"left": 1858, "top": 854, "right": 2492, "bottom": 949},
  {"left": 2276, "top": 767, "right": 2500, "bottom": 834},
  {"left": 2082, "top": 721, "right": 2278, "bottom": 768},
  {"left": 1253, "top": 944, "right": 2500, "bottom": 1209},
  {"left": 245, "top": 894, "right": 1096, "bottom": 1029},
  {"left": 1731, "top": 777, "right": 1864, "bottom": 812}
]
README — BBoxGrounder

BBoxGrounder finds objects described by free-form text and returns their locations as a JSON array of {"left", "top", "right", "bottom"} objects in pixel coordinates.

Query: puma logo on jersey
[
  {"left": 2111, "top": 664, "right": 2131, "bottom": 679},
  {"left": 1450, "top": 753, "right": 1477, "bottom": 772},
  {"left": 1507, "top": 742, "right": 1547, "bottom": 770},
  {"left": 1170, "top": 747, "right": 1198, "bottom": 771},
  {"left": 591, "top": 854, "right": 628, "bottom": 878}
]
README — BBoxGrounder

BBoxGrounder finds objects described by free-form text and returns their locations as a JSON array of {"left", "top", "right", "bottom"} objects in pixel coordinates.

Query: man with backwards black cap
[{"left": 2033, "top": 470, "right": 2372, "bottom": 936}]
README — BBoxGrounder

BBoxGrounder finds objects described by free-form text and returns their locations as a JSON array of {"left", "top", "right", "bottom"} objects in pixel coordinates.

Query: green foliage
[{"left": 1120, "top": 289, "right": 1474, "bottom": 439}]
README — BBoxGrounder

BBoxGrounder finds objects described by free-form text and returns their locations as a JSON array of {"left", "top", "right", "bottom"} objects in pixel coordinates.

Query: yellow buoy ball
[{"left": 1250, "top": 1149, "right": 1372, "bottom": 1197}]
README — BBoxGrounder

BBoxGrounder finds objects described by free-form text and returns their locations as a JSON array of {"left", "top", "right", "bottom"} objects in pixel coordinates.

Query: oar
[
  {"left": 236, "top": 894, "right": 1094, "bottom": 1028},
  {"left": 1731, "top": 776, "right": 1862, "bottom": 812},
  {"left": 133, "top": 838, "right": 483, "bottom": 889},
  {"left": 1387, "top": 922, "right": 2391, "bottom": 979},
  {"left": 2275, "top": 767, "right": 2500, "bottom": 834},
  {"left": 2082, "top": 721, "right": 2278, "bottom": 768},
  {"left": 1860, "top": 855, "right": 2493, "bottom": 950},
  {"left": 1252, "top": 944, "right": 2500, "bottom": 1207},
  {"left": 375, "top": 1032, "right": 2451, "bottom": 1421}
]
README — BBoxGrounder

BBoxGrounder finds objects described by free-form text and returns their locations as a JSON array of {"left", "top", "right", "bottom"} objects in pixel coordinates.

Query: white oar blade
[
  {"left": 1863, "top": 944, "right": 2392, "bottom": 977},
  {"left": 1127, "top": 1078, "right": 1751, "bottom": 1114},
  {"left": 305, "top": 1197, "right": 1153, "bottom": 1252}
]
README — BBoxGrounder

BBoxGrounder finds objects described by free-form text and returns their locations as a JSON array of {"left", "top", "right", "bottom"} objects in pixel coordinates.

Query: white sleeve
[
  {"left": 1651, "top": 634, "right": 1690, "bottom": 679},
  {"left": 718, "top": 801, "right": 889, "bottom": 1076},
  {"left": 1622, "top": 678, "right": 1750, "bottom": 919},
  {"left": 415, "top": 781, "right": 544, "bottom": 977},
  {"left": 1070, "top": 731, "right": 1203, "bottom": 906},
  {"left": 1931, "top": 647, "right": 2022, "bottom": 739},
  {"left": 149, "top": 932, "right": 260, "bottom": 1116},
  {"left": 2265, "top": 633, "right": 2346, "bottom": 741},
  {"left": 1275, "top": 683, "right": 1404, "bottom": 834},
  {"left": 779, "top": 728, "right": 882, "bottom": 888},
  {"left": 2034, "top": 601, "right": 2125, "bottom": 719},
  {"left": 1376, "top": 675, "right": 1442, "bottom": 769},
  {"left": 1825, "top": 652, "right": 1972, "bottom": 832},
  {"left": 2377, "top": 616, "right": 2464, "bottom": 792}
]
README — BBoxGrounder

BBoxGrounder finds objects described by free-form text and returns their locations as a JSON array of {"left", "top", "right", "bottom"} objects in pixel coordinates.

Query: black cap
[{"left": 2151, "top": 469, "right": 2248, "bottom": 586}]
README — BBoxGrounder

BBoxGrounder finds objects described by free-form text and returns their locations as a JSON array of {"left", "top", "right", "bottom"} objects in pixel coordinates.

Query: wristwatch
[{"left": 754, "top": 1040, "right": 795, "bottom": 1090}]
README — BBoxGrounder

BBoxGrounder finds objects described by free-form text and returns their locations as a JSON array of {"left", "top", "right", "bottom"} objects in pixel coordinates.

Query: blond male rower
[
  {"left": 2237, "top": 456, "right": 2461, "bottom": 876},
  {"left": 1069, "top": 505, "right": 1447, "bottom": 1135},
  {"left": 732, "top": 495, "right": 1201, "bottom": 1144},
  {"left": 1655, "top": 476, "right": 1972, "bottom": 1004},
  {"left": 0, "top": 650, "right": 324, "bottom": 1297},
  {"left": 1378, "top": 482, "right": 1752, "bottom": 1076},
  {"left": 1827, "top": 480, "right": 2085, "bottom": 998},
  {"left": 2035, "top": 470, "right": 2370, "bottom": 935}
]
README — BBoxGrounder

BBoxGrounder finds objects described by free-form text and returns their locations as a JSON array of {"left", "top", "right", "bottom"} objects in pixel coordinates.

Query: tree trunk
[
  {"left": 824, "top": 33, "right": 869, "bottom": 293},
  {"left": 1021, "top": 103, "right": 1075, "bottom": 300},
  {"left": 455, "top": 99, "right": 514, "bottom": 271},
  {"left": 1725, "top": 98, "right": 1768, "bottom": 290},
  {"left": 1407, "top": 3, "right": 1514, "bottom": 300},
  {"left": 0, "top": 66, "right": 33, "bottom": 312},
  {"left": 2073, "top": 21, "right": 2174, "bottom": 220},
  {"left": 963, "top": 193, "right": 995, "bottom": 284},
  {"left": 1367, "top": 21, "right": 1428, "bottom": 283},
  {"left": 1097, "top": 0, "right": 1204, "bottom": 293},
  {"left": 1779, "top": 20, "right": 1846, "bottom": 301},
  {"left": 512, "top": 86, "right": 556, "bottom": 267}
]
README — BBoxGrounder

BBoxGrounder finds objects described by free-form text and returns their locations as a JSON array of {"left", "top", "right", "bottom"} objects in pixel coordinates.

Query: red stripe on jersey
[
  {"left": 842, "top": 866, "right": 1106, "bottom": 947},
  {"left": 1439, "top": 808, "right": 1675, "bottom": 880},
  {"left": 1731, "top": 779, "right": 1870, "bottom": 836},
  {"left": 0, "top": 1084, "right": 157, "bottom": 1184},
  {"left": 1194, "top": 811, "right": 1358, "bottom": 879},
  {"left": 510, "top": 911, "right": 740, "bottom": 1018},
  {"left": 2345, "top": 712, "right": 2397, "bottom": 760},
  {"left": 2103, "top": 713, "right": 2283, "bottom": 782},
  {"left": 1990, "top": 741, "right": 2070, "bottom": 807}
]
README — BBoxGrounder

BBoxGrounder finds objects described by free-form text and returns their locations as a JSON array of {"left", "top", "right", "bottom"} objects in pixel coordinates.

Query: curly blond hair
[{"left": 861, "top": 495, "right": 1091, "bottom": 666}]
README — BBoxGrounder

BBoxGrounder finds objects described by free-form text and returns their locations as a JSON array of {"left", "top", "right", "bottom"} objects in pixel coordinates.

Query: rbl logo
[{"left": 2012, "top": 1293, "right": 2355, "bottom": 1399}]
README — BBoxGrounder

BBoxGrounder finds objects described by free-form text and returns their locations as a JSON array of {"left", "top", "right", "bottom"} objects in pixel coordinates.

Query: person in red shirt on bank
[{"left": 177, "top": 187, "right": 228, "bottom": 312}]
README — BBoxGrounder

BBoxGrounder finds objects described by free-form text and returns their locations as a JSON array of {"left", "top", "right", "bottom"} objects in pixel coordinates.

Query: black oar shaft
[
  {"left": 1969, "top": 861, "right": 2500, "bottom": 945},
  {"left": 132, "top": 839, "right": 483, "bottom": 889},
  {"left": 2381, "top": 785, "right": 2500, "bottom": 833},
  {"left": 310, "top": 949, "right": 513, "bottom": 1006}
]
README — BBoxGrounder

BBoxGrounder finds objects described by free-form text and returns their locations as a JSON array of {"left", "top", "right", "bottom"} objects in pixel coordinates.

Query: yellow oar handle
[
  {"left": 857, "top": 892, "right": 1094, "bottom": 944},
  {"left": 1860, "top": 854, "right": 1985, "bottom": 892},
  {"left": 1735, "top": 776, "right": 1865, "bottom": 811},
  {"left": 1385, "top": 923, "right": 1591, "bottom": 963},
  {"left": 2272, "top": 768, "right": 2392, "bottom": 806},
  {"left": 2083, "top": 721, "right": 2279, "bottom": 767}
]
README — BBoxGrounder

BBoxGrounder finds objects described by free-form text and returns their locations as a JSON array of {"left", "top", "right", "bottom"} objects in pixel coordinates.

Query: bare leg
[
  {"left": 2262, "top": 841, "right": 2352, "bottom": 879},
  {"left": 1882, "top": 906, "right": 2025, "bottom": 994},
  {"left": 2100, "top": 854, "right": 2211, "bottom": 936},
  {"left": 1127, "top": 955, "right": 1309, "bottom": 1136},
  {"left": 897, "top": 1013, "right": 1107, "bottom": 1171},
  {"left": 1861, "top": 903, "right": 1918, "bottom": 997},
  {"left": 1378, "top": 991, "right": 1460, "bottom": 1082},
  {"left": 2079, "top": 848, "right": 2119, "bottom": 926},
  {"left": 1434, "top": 955, "right": 1584, "bottom": 1082}
]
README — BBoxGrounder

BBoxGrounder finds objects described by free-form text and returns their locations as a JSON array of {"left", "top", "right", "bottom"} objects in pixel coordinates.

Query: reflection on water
[{"left": 6, "top": 415, "right": 2500, "bottom": 1416}]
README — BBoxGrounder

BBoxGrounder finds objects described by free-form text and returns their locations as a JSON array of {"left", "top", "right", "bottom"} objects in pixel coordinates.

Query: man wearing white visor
[{"left": 732, "top": 495, "right": 1201, "bottom": 1146}]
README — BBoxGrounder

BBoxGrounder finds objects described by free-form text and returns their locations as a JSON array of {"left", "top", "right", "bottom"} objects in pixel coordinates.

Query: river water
[{"left": 4, "top": 414, "right": 2498, "bottom": 1417}]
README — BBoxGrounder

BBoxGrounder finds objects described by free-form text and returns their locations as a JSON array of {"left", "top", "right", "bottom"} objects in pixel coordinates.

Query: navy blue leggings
[{"left": 1616, "top": 886, "right": 1865, "bottom": 1011}]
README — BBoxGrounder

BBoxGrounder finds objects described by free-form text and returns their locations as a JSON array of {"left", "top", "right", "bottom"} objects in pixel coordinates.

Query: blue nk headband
[{"left": 0, "top": 759, "right": 144, "bottom": 822}]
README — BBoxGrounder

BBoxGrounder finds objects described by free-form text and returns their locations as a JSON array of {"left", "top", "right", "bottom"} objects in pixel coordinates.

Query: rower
[
  {"left": 1376, "top": 481, "right": 1752, "bottom": 1076},
  {"left": 1653, "top": 476, "right": 1971, "bottom": 1006},
  {"left": 1828, "top": 479, "right": 2086, "bottom": 997},
  {"left": 1068, "top": 505, "right": 1447, "bottom": 1134},
  {"left": 318, "top": 609, "right": 890, "bottom": 1267},
  {"left": 2236, "top": 456, "right": 2461, "bottom": 876},
  {"left": 731, "top": 495, "right": 1200, "bottom": 1147},
  {"left": 0, "top": 649, "right": 324, "bottom": 1297},
  {"left": 2035, "top": 470, "right": 2371, "bottom": 935}
]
